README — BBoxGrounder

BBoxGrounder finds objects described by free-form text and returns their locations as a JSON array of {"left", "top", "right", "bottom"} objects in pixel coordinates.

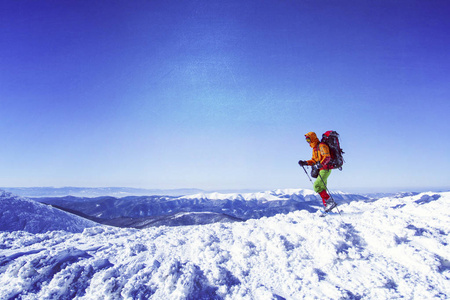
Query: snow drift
[{"left": 0, "top": 190, "right": 449, "bottom": 299}]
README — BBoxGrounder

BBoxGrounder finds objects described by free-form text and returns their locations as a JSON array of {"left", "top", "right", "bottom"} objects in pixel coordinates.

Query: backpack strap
[
  {"left": 317, "top": 142, "right": 328, "bottom": 156},
  {"left": 318, "top": 142, "right": 332, "bottom": 168}
]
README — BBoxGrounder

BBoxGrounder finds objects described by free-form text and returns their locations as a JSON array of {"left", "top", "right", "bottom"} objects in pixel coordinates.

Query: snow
[
  {"left": 0, "top": 191, "right": 97, "bottom": 233},
  {"left": 173, "top": 211, "right": 216, "bottom": 218},
  {"left": 180, "top": 188, "right": 320, "bottom": 201},
  {"left": 1, "top": 190, "right": 449, "bottom": 299}
]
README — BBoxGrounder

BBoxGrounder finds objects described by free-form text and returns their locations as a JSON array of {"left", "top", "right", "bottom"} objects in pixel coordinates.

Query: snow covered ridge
[
  {"left": 177, "top": 188, "right": 370, "bottom": 203},
  {"left": 0, "top": 191, "right": 449, "bottom": 299},
  {"left": 178, "top": 188, "right": 319, "bottom": 201},
  {"left": 0, "top": 190, "right": 98, "bottom": 233}
]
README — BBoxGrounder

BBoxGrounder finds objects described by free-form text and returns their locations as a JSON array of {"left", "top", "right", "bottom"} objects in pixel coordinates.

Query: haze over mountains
[{"left": 1, "top": 187, "right": 205, "bottom": 198}]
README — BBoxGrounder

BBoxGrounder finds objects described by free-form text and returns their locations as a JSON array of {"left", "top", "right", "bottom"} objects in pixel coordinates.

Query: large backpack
[{"left": 321, "top": 131, "right": 345, "bottom": 170}]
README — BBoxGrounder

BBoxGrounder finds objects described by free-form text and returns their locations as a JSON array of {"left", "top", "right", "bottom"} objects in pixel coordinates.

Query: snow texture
[{"left": 1, "top": 190, "right": 449, "bottom": 299}]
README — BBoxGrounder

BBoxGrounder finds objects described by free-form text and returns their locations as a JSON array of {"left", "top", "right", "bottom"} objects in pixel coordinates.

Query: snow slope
[
  {"left": 0, "top": 191, "right": 449, "bottom": 299},
  {"left": 0, "top": 190, "right": 98, "bottom": 233}
]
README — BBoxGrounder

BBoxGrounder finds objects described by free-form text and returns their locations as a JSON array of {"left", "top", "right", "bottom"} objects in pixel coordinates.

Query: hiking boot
[{"left": 324, "top": 200, "right": 337, "bottom": 212}]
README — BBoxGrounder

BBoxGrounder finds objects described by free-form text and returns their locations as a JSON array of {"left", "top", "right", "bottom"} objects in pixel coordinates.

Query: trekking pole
[
  {"left": 317, "top": 172, "right": 342, "bottom": 216},
  {"left": 301, "top": 165, "right": 314, "bottom": 185}
]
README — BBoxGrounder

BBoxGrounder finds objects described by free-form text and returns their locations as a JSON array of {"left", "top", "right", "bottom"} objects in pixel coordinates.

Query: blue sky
[{"left": 1, "top": 0, "right": 449, "bottom": 192}]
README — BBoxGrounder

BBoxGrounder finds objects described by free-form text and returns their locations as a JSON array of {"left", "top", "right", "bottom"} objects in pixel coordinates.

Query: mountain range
[{"left": 31, "top": 189, "right": 369, "bottom": 228}]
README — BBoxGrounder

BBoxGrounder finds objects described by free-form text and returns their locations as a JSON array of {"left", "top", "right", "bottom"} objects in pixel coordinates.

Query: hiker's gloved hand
[
  {"left": 314, "top": 162, "right": 323, "bottom": 169},
  {"left": 298, "top": 160, "right": 308, "bottom": 166}
]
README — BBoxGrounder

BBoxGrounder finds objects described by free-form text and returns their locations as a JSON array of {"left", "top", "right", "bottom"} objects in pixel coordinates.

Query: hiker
[{"left": 298, "top": 132, "right": 336, "bottom": 211}]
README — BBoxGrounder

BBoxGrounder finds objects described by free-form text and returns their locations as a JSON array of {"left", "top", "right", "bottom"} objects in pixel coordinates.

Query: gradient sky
[{"left": 1, "top": 0, "right": 449, "bottom": 192}]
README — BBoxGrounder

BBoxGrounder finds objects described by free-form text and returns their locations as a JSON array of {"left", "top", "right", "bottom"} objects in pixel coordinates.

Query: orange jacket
[{"left": 305, "top": 132, "right": 332, "bottom": 168}]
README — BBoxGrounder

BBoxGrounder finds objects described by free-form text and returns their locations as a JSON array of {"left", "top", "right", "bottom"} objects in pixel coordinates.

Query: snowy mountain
[
  {"left": 1, "top": 190, "right": 449, "bottom": 299},
  {"left": 0, "top": 190, "right": 98, "bottom": 233},
  {"left": 33, "top": 189, "right": 369, "bottom": 228},
  {"left": 180, "top": 188, "right": 319, "bottom": 201}
]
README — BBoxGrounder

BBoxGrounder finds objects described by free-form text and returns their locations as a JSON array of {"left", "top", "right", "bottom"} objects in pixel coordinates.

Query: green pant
[{"left": 313, "top": 169, "right": 331, "bottom": 193}]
